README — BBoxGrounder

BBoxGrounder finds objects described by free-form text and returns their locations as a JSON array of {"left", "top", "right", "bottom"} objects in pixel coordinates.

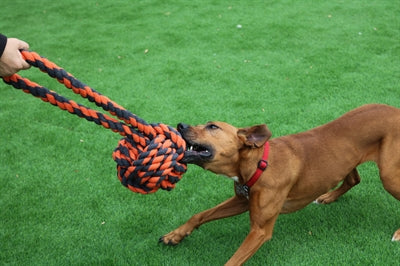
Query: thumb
[{"left": 18, "top": 40, "right": 30, "bottom": 51}]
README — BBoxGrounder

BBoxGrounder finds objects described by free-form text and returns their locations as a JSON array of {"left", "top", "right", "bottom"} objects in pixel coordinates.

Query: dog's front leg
[
  {"left": 225, "top": 189, "right": 284, "bottom": 266},
  {"left": 225, "top": 214, "right": 278, "bottom": 266},
  {"left": 160, "top": 195, "right": 248, "bottom": 245}
]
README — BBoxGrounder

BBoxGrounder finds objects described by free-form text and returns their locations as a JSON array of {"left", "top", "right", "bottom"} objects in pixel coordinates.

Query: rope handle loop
[{"left": 2, "top": 50, "right": 187, "bottom": 194}]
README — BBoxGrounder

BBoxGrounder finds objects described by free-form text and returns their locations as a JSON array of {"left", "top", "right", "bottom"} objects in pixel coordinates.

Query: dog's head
[{"left": 177, "top": 121, "right": 272, "bottom": 177}]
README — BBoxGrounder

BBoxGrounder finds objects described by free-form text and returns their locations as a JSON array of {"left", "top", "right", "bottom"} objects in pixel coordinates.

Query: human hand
[{"left": 0, "top": 38, "right": 30, "bottom": 77}]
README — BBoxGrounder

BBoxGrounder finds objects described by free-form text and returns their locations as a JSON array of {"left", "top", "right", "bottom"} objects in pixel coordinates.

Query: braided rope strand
[
  {"left": 23, "top": 51, "right": 155, "bottom": 136},
  {"left": 2, "top": 51, "right": 187, "bottom": 194}
]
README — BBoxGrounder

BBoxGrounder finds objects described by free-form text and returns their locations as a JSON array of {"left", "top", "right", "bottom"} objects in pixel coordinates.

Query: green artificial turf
[{"left": 1, "top": 0, "right": 399, "bottom": 265}]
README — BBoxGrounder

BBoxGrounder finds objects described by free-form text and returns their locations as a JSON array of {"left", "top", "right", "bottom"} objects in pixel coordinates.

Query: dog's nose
[{"left": 177, "top": 123, "right": 190, "bottom": 131}]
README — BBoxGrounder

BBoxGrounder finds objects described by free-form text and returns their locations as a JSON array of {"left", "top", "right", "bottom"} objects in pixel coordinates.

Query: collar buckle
[{"left": 258, "top": 159, "right": 268, "bottom": 171}]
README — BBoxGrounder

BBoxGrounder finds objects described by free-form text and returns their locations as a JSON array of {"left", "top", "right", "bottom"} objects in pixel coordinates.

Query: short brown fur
[{"left": 160, "top": 104, "right": 400, "bottom": 265}]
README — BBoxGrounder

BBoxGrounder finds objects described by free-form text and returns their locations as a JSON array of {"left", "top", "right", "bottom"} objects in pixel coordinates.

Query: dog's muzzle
[{"left": 177, "top": 123, "right": 214, "bottom": 164}]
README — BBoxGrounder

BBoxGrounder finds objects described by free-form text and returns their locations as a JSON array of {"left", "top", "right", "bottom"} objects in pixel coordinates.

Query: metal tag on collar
[{"left": 235, "top": 182, "right": 249, "bottom": 199}]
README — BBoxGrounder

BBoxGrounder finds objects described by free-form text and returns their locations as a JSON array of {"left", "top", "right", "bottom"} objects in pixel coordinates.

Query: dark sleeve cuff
[{"left": 0, "top": 34, "right": 8, "bottom": 58}]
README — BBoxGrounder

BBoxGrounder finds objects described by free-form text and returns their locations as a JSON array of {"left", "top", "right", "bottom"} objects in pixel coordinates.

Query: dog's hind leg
[
  {"left": 316, "top": 168, "right": 361, "bottom": 204},
  {"left": 379, "top": 167, "right": 400, "bottom": 241},
  {"left": 380, "top": 179, "right": 400, "bottom": 241},
  {"left": 393, "top": 229, "right": 400, "bottom": 241}
]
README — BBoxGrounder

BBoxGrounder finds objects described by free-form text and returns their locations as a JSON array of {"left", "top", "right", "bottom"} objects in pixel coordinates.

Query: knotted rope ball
[
  {"left": 2, "top": 50, "right": 187, "bottom": 194},
  {"left": 113, "top": 124, "right": 187, "bottom": 194}
]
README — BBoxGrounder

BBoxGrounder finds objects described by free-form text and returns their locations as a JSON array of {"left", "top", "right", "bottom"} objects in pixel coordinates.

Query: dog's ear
[{"left": 237, "top": 124, "right": 272, "bottom": 148}]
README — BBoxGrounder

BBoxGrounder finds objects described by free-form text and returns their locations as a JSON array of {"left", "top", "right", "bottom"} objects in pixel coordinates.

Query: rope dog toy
[{"left": 2, "top": 50, "right": 187, "bottom": 194}]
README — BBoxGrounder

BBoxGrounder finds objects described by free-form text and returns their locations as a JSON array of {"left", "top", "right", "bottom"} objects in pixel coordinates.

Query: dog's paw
[
  {"left": 159, "top": 229, "right": 191, "bottom": 246},
  {"left": 392, "top": 229, "right": 400, "bottom": 241},
  {"left": 159, "top": 236, "right": 179, "bottom": 246},
  {"left": 315, "top": 192, "right": 337, "bottom": 204}
]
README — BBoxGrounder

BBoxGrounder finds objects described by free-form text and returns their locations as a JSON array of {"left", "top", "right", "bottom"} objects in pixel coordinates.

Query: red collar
[{"left": 245, "top": 142, "right": 270, "bottom": 188}]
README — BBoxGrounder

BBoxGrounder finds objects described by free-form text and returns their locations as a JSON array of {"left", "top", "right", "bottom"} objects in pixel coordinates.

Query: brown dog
[{"left": 160, "top": 104, "right": 400, "bottom": 265}]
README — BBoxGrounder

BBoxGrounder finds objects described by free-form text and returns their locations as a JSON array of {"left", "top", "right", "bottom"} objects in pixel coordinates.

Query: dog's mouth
[{"left": 182, "top": 141, "right": 214, "bottom": 164}]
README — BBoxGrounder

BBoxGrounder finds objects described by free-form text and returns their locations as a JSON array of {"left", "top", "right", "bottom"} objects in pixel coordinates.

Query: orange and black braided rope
[{"left": 2, "top": 50, "right": 187, "bottom": 194}]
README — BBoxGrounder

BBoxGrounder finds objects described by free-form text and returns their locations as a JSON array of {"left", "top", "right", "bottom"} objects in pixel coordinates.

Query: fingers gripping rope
[{"left": 2, "top": 51, "right": 187, "bottom": 194}]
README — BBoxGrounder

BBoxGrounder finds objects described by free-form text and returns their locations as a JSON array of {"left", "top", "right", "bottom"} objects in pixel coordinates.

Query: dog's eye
[{"left": 206, "top": 124, "right": 220, "bottom": 130}]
